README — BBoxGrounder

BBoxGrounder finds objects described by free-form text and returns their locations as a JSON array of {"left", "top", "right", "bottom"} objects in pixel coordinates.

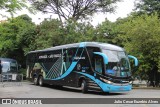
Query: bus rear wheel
[
  {"left": 81, "top": 80, "right": 88, "bottom": 93},
  {"left": 38, "top": 76, "right": 44, "bottom": 86}
]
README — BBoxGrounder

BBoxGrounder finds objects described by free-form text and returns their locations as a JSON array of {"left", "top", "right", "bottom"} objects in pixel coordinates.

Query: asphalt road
[{"left": 0, "top": 82, "right": 160, "bottom": 107}]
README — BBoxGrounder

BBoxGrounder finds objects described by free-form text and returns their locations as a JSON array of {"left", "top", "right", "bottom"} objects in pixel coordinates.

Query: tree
[
  {"left": 0, "top": 14, "right": 37, "bottom": 67},
  {"left": 29, "top": 0, "right": 120, "bottom": 22},
  {"left": 63, "top": 19, "right": 96, "bottom": 43},
  {"left": 35, "top": 19, "right": 65, "bottom": 49},
  {"left": 95, "top": 19, "right": 122, "bottom": 44},
  {"left": 0, "top": 0, "right": 28, "bottom": 17},
  {"left": 135, "top": 0, "right": 160, "bottom": 16},
  {"left": 34, "top": 19, "right": 96, "bottom": 49},
  {"left": 115, "top": 13, "right": 160, "bottom": 86}
]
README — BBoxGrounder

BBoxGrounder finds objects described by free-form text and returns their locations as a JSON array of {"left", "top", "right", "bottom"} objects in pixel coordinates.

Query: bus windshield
[
  {"left": 102, "top": 50, "right": 131, "bottom": 77},
  {"left": 1, "top": 61, "right": 18, "bottom": 73}
]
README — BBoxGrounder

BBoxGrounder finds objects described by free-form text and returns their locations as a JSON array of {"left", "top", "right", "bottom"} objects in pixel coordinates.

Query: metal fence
[{"left": 0, "top": 74, "right": 23, "bottom": 87}]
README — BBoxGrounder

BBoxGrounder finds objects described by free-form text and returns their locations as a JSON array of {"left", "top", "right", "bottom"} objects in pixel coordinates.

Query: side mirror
[
  {"left": 128, "top": 55, "right": 138, "bottom": 66},
  {"left": 93, "top": 52, "right": 108, "bottom": 64}
]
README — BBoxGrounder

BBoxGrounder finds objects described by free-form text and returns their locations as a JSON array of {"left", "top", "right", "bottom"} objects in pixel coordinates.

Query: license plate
[{"left": 119, "top": 87, "right": 124, "bottom": 90}]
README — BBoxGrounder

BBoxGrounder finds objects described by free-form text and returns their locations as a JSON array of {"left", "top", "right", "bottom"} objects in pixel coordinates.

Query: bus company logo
[
  {"left": 73, "top": 57, "right": 85, "bottom": 60},
  {"left": 39, "top": 54, "right": 62, "bottom": 59},
  {"left": 2, "top": 99, "right": 11, "bottom": 104},
  {"left": 39, "top": 55, "right": 47, "bottom": 59}
]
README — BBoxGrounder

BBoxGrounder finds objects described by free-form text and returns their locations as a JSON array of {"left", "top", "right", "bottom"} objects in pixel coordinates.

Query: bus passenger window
[{"left": 94, "top": 56, "right": 103, "bottom": 73}]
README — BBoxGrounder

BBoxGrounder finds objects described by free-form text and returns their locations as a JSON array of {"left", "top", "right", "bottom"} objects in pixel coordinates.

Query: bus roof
[
  {"left": 27, "top": 42, "right": 124, "bottom": 54},
  {"left": 0, "top": 58, "right": 17, "bottom": 62}
]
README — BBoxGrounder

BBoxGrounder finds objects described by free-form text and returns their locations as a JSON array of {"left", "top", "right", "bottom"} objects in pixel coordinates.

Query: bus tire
[
  {"left": 16, "top": 75, "right": 22, "bottom": 82},
  {"left": 81, "top": 80, "right": 88, "bottom": 93},
  {"left": 38, "top": 76, "right": 44, "bottom": 86},
  {"left": 33, "top": 76, "right": 38, "bottom": 85}
]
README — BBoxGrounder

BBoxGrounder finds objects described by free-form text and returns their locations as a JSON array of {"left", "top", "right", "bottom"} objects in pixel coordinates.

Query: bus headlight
[
  {"left": 100, "top": 77, "right": 112, "bottom": 84},
  {"left": 129, "top": 81, "right": 133, "bottom": 84},
  {"left": 105, "top": 80, "right": 112, "bottom": 84}
]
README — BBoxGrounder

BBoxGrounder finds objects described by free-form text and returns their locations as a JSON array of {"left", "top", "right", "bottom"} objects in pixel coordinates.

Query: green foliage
[
  {"left": 115, "top": 13, "right": 160, "bottom": 80},
  {"left": 34, "top": 19, "right": 96, "bottom": 49},
  {"left": 19, "top": 68, "right": 26, "bottom": 76},
  {"left": 35, "top": 19, "right": 65, "bottom": 49},
  {"left": 0, "top": 0, "right": 28, "bottom": 17},
  {"left": 64, "top": 20, "right": 96, "bottom": 43},
  {"left": 135, "top": 0, "right": 160, "bottom": 16},
  {"left": 95, "top": 19, "right": 123, "bottom": 45},
  {"left": 0, "top": 14, "right": 36, "bottom": 67},
  {"left": 96, "top": 12, "right": 160, "bottom": 82}
]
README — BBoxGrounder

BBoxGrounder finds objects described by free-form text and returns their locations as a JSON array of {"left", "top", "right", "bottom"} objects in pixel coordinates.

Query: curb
[{"left": 133, "top": 87, "right": 160, "bottom": 90}]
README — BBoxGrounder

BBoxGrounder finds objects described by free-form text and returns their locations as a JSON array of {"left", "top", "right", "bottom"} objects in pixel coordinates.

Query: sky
[
  {"left": 92, "top": 0, "right": 135, "bottom": 26},
  {"left": 0, "top": 0, "right": 135, "bottom": 26}
]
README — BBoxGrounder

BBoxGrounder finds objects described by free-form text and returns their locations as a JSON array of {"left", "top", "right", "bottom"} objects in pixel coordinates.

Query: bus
[
  {"left": 0, "top": 58, "right": 20, "bottom": 81},
  {"left": 26, "top": 42, "right": 138, "bottom": 93}
]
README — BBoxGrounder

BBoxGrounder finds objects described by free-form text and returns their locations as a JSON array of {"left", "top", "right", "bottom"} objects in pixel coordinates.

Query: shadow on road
[{"left": 30, "top": 83, "right": 127, "bottom": 96}]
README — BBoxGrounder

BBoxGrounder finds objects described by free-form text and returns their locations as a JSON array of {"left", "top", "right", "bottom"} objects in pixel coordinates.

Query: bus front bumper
[{"left": 102, "top": 84, "right": 132, "bottom": 93}]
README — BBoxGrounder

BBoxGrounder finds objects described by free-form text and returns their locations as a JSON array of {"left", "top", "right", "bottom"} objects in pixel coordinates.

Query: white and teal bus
[{"left": 26, "top": 42, "right": 138, "bottom": 93}]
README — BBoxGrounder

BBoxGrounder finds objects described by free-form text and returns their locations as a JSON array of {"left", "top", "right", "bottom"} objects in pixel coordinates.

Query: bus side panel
[
  {"left": 26, "top": 46, "right": 102, "bottom": 88},
  {"left": 43, "top": 72, "right": 79, "bottom": 87},
  {"left": 26, "top": 48, "right": 79, "bottom": 87}
]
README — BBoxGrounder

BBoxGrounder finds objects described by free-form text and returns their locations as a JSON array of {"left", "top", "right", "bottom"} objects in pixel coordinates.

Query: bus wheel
[
  {"left": 33, "top": 77, "right": 38, "bottom": 85},
  {"left": 38, "top": 76, "right": 44, "bottom": 86},
  {"left": 16, "top": 75, "right": 22, "bottom": 82},
  {"left": 81, "top": 80, "right": 88, "bottom": 93}
]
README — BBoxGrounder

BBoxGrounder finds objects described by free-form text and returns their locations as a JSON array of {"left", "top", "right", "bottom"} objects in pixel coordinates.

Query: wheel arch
[{"left": 78, "top": 76, "right": 87, "bottom": 87}]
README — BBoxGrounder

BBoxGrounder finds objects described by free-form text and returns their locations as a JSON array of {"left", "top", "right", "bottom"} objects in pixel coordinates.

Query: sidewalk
[{"left": 132, "top": 80, "right": 160, "bottom": 89}]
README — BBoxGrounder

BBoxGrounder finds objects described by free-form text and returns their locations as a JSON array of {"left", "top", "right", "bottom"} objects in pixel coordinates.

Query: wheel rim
[
  {"left": 39, "top": 77, "right": 42, "bottom": 85},
  {"left": 81, "top": 82, "right": 84, "bottom": 90}
]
